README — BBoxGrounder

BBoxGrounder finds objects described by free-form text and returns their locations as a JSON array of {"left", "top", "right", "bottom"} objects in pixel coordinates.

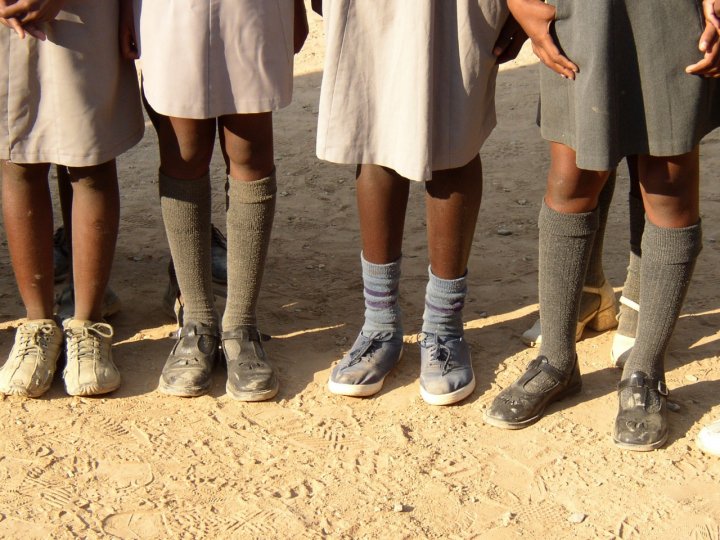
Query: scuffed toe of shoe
[{"left": 223, "top": 327, "right": 278, "bottom": 402}]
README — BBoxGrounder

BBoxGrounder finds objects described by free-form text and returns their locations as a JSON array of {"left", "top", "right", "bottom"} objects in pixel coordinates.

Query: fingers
[
  {"left": 1, "top": 16, "right": 25, "bottom": 38},
  {"left": 534, "top": 34, "right": 579, "bottom": 79},
  {"left": 699, "top": 21, "right": 717, "bottom": 53},
  {"left": 687, "top": 32, "right": 720, "bottom": 76},
  {"left": 703, "top": 0, "right": 720, "bottom": 31},
  {"left": 0, "top": 0, "right": 33, "bottom": 19}
]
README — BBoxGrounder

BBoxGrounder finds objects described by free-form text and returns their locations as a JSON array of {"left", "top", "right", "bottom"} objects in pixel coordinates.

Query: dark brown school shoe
[
  {"left": 158, "top": 322, "right": 219, "bottom": 397},
  {"left": 222, "top": 326, "right": 278, "bottom": 402},
  {"left": 613, "top": 371, "right": 668, "bottom": 452},
  {"left": 483, "top": 355, "right": 582, "bottom": 429}
]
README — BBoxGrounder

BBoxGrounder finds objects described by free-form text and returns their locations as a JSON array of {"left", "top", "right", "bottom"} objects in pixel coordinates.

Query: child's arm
[
  {"left": 294, "top": 0, "right": 309, "bottom": 54},
  {"left": 685, "top": 9, "right": 720, "bottom": 77},
  {"left": 703, "top": 0, "right": 720, "bottom": 32},
  {"left": 0, "top": 0, "right": 66, "bottom": 40},
  {"left": 507, "top": 0, "right": 578, "bottom": 79},
  {"left": 119, "top": 0, "right": 138, "bottom": 60}
]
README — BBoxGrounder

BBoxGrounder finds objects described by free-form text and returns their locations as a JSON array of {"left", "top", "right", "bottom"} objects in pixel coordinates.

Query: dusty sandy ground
[{"left": 1, "top": 10, "right": 720, "bottom": 539}]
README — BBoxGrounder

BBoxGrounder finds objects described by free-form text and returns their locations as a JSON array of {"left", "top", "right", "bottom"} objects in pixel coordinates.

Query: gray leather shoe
[
  {"left": 223, "top": 326, "right": 278, "bottom": 401},
  {"left": 158, "top": 322, "right": 219, "bottom": 397},
  {"left": 419, "top": 333, "right": 475, "bottom": 405},
  {"left": 328, "top": 331, "right": 403, "bottom": 397}
]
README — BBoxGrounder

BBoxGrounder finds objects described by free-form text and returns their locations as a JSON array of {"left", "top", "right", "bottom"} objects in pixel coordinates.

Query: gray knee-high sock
[
  {"left": 361, "top": 253, "right": 402, "bottom": 335},
  {"left": 617, "top": 194, "right": 645, "bottom": 337},
  {"left": 222, "top": 173, "right": 276, "bottom": 330},
  {"left": 159, "top": 171, "right": 217, "bottom": 327},
  {"left": 537, "top": 202, "right": 598, "bottom": 378},
  {"left": 421, "top": 267, "right": 466, "bottom": 337},
  {"left": 621, "top": 220, "right": 702, "bottom": 380},
  {"left": 585, "top": 172, "right": 615, "bottom": 288}
]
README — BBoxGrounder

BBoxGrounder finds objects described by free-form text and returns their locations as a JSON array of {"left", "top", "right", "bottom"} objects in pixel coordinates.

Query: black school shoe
[
  {"left": 223, "top": 326, "right": 278, "bottom": 402},
  {"left": 484, "top": 355, "right": 582, "bottom": 429},
  {"left": 613, "top": 371, "right": 668, "bottom": 451},
  {"left": 158, "top": 322, "right": 219, "bottom": 397}
]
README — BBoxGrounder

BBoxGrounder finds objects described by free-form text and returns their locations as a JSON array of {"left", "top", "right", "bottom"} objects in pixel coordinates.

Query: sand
[{"left": 0, "top": 9, "right": 719, "bottom": 539}]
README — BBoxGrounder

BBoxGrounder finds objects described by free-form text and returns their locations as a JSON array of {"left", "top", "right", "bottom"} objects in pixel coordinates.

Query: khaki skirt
[
  {"left": 0, "top": 1, "right": 144, "bottom": 167},
  {"left": 136, "top": 0, "right": 295, "bottom": 119},
  {"left": 541, "top": 0, "right": 720, "bottom": 170},
  {"left": 316, "top": 0, "right": 509, "bottom": 182}
]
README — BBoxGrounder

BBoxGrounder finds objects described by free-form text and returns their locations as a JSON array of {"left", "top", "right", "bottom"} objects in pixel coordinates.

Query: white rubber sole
[
  {"left": 420, "top": 375, "right": 476, "bottom": 406},
  {"left": 328, "top": 378, "right": 385, "bottom": 397}
]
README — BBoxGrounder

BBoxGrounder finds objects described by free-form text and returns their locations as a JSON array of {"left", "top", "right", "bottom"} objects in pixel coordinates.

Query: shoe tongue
[{"left": 65, "top": 319, "right": 92, "bottom": 329}]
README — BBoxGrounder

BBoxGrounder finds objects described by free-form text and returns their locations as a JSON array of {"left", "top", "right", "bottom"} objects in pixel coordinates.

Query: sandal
[{"left": 613, "top": 371, "right": 668, "bottom": 451}]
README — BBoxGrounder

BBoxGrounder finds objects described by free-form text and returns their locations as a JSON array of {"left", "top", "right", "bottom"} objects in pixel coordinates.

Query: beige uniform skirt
[
  {"left": 316, "top": 0, "right": 509, "bottom": 182},
  {"left": 137, "top": 0, "right": 295, "bottom": 119},
  {"left": 0, "top": 1, "right": 144, "bottom": 168}
]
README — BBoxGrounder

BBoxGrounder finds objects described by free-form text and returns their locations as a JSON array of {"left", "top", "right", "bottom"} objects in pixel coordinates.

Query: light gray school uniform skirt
[
  {"left": 316, "top": 0, "right": 509, "bottom": 182},
  {"left": 0, "top": 1, "right": 144, "bottom": 167},
  {"left": 136, "top": 0, "right": 295, "bottom": 119},
  {"left": 541, "top": 0, "right": 720, "bottom": 171}
]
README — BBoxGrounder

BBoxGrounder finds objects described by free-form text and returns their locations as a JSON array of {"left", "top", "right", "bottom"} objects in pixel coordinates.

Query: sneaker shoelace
[
  {"left": 66, "top": 323, "right": 113, "bottom": 364},
  {"left": 419, "top": 333, "right": 453, "bottom": 375},
  {"left": 346, "top": 333, "right": 392, "bottom": 367},
  {"left": 16, "top": 323, "right": 56, "bottom": 360}
]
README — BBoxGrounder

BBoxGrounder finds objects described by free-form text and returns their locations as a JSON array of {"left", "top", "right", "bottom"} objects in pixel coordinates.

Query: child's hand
[
  {"left": 0, "top": 0, "right": 66, "bottom": 40},
  {"left": 507, "top": 0, "right": 578, "bottom": 79},
  {"left": 686, "top": 21, "right": 720, "bottom": 77},
  {"left": 119, "top": 0, "right": 138, "bottom": 60},
  {"left": 294, "top": 0, "right": 309, "bottom": 54},
  {"left": 703, "top": 0, "right": 720, "bottom": 32},
  {"left": 493, "top": 15, "right": 528, "bottom": 64}
]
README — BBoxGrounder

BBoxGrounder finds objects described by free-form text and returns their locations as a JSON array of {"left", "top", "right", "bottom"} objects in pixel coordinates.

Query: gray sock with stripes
[
  {"left": 421, "top": 267, "right": 466, "bottom": 338},
  {"left": 360, "top": 254, "right": 402, "bottom": 336}
]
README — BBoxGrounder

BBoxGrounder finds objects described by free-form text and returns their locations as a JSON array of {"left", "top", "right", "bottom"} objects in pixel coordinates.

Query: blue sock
[
  {"left": 360, "top": 253, "right": 402, "bottom": 335},
  {"left": 422, "top": 267, "right": 466, "bottom": 337}
]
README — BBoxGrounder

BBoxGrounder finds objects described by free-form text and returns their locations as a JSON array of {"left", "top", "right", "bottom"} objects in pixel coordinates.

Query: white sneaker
[
  {"left": 63, "top": 319, "right": 121, "bottom": 396},
  {"left": 697, "top": 417, "right": 720, "bottom": 457},
  {"left": 0, "top": 319, "right": 63, "bottom": 397}
]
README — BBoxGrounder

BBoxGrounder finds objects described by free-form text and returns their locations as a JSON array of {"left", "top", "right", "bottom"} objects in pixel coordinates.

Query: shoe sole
[
  {"left": 482, "top": 381, "right": 582, "bottom": 430},
  {"left": 613, "top": 431, "right": 668, "bottom": 452},
  {"left": 66, "top": 381, "right": 121, "bottom": 397},
  {"left": 0, "top": 385, "right": 48, "bottom": 399},
  {"left": 420, "top": 375, "right": 476, "bottom": 406},
  {"left": 158, "top": 379, "right": 211, "bottom": 398},
  {"left": 226, "top": 382, "right": 279, "bottom": 402}
]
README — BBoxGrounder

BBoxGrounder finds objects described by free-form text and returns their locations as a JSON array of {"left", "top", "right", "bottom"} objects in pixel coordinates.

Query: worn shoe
[
  {"left": 697, "top": 417, "right": 720, "bottom": 457},
  {"left": 484, "top": 356, "right": 582, "bottom": 429},
  {"left": 210, "top": 224, "right": 227, "bottom": 294},
  {"left": 158, "top": 322, "right": 219, "bottom": 397},
  {"left": 0, "top": 319, "right": 63, "bottom": 397},
  {"left": 419, "top": 333, "right": 475, "bottom": 406},
  {"left": 63, "top": 319, "right": 121, "bottom": 396},
  {"left": 328, "top": 331, "right": 403, "bottom": 397},
  {"left": 521, "top": 280, "right": 617, "bottom": 347},
  {"left": 53, "top": 226, "right": 71, "bottom": 284},
  {"left": 55, "top": 283, "right": 122, "bottom": 321},
  {"left": 223, "top": 326, "right": 278, "bottom": 401},
  {"left": 611, "top": 296, "right": 639, "bottom": 368},
  {"left": 613, "top": 371, "right": 668, "bottom": 451}
]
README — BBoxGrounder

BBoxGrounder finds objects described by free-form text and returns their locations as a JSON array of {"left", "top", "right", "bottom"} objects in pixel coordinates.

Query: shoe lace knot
[
  {"left": 66, "top": 323, "right": 113, "bottom": 361},
  {"left": 418, "top": 333, "right": 453, "bottom": 375},
  {"left": 347, "top": 332, "right": 392, "bottom": 366},
  {"left": 17, "top": 323, "right": 56, "bottom": 357}
]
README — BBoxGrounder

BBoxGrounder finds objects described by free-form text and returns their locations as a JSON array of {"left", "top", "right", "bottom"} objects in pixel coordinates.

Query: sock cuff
[
  {"left": 361, "top": 252, "right": 402, "bottom": 279},
  {"left": 227, "top": 171, "right": 277, "bottom": 204},
  {"left": 540, "top": 200, "right": 599, "bottom": 237},
  {"left": 428, "top": 266, "right": 467, "bottom": 294},
  {"left": 642, "top": 219, "right": 702, "bottom": 264},
  {"left": 159, "top": 171, "right": 210, "bottom": 200}
]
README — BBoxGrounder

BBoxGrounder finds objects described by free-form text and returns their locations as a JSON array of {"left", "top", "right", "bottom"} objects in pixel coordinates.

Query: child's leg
[
  {"left": 419, "top": 155, "right": 482, "bottom": 405},
  {"left": 67, "top": 161, "right": 119, "bottom": 322},
  {"left": 485, "top": 142, "right": 609, "bottom": 428},
  {"left": 328, "top": 165, "right": 409, "bottom": 397},
  {"left": 148, "top": 103, "right": 219, "bottom": 397},
  {"left": 0, "top": 161, "right": 64, "bottom": 398},
  {"left": 219, "top": 112, "right": 279, "bottom": 402},
  {"left": 614, "top": 149, "right": 701, "bottom": 451}
]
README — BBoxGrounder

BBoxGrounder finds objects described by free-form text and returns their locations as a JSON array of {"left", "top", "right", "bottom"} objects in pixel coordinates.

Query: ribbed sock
[
  {"left": 531, "top": 202, "right": 598, "bottom": 391},
  {"left": 360, "top": 253, "right": 402, "bottom": 335},
  {"left": 421, "top": 267, "right": 466, "bottom": 338},
  {"left": 617, "top": 194, "right": 645, "bottom": 337},
  {"left": 222, "top": 173, "right": 276, "bottom": 330},
  {"left": 621, "top": 220, "right": 702, "bottom": 381},
  {"left": 159, "top": 171, "right": 217, "bottom": 327}
]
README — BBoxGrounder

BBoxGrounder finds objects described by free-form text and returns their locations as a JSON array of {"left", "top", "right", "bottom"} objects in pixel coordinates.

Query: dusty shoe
[
  {"left": 328, "top": 331, "right": 403, "bottom": 397},
  {"left": 697, "top": 417, "right": 720, "bottom": 457},
  {"left": 223, "top": 326, "right": 278, "bottom": 401},
  {"left": 63, "top": 319, "right": 121, "bottom": 396},
  {"left": 53, "top": 226, "right": 71, "bottom": 284},
  {"left": 55, "top": 283, "right": 122, "bottom": 321},
  {"left": 613, "top": 371, "right": 668, "bottom": 451},
  {"left": 419, "top": 333, "right": 475, "bottom": 406},
  {"left": 0, "top": 319, "right": 63, "bottom": 397},
  {"left": 158, "top": 322, "right": 219, "bottom": 397},
  {"left": 211, "top": 225, "right": 227, "bottom": 296},
  {"left": 521, "top": 280, "right": 617, "bottom": 347}
]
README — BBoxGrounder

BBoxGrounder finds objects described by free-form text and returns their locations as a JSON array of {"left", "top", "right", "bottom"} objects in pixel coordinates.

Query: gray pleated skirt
[
  {"left": 540, "top": 0, "right": 720, "bottom": 171},
  {"left": 317, "top": 0, "right": 509, "bottom": 182}
]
